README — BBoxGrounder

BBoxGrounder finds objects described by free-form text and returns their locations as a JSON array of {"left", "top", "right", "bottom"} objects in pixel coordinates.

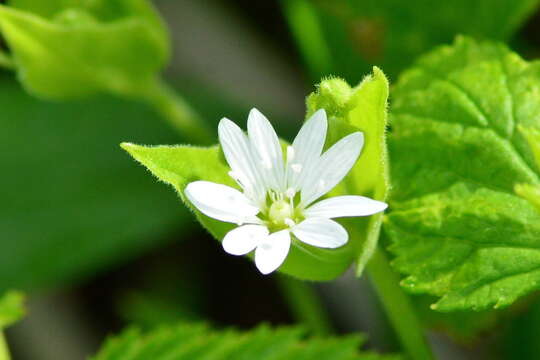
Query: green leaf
[
  {"left": 515, "top": 125, "right": 540, "bottom": 211},
  {"left": 0, "top": 291, "right": 25, "bottom": 329},
  {"left": 283, "top": 0, "right": 539, "bottom": 81},
  {"left": 0, "top": 0, "right": 168, "bottom": 100},
  {"left": 122, "top": 67, "right": 389, "bottom": 281},
  {"left": 386, "top": 36, "right": 540, "bottom": 311},
  {"left": 307, "top": 67, "right": 390, "bottom": 275},
  {"left": 518, "top": 125, "right": 540, "bottom": 167},
  {"left": 91, "top": 322, "right": 400, "bottom": 360},
  {"left": 515, "top": 183, "right": 540, "bottom": 212}
]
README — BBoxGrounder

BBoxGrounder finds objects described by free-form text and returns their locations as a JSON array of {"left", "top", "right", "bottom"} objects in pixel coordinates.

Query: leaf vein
[{"left": 415, "top": 66, "right": 539, "bottom": 182}]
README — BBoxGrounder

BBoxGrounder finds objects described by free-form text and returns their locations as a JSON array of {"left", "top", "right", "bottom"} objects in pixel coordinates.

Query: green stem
[
  {"left": 276, "top": 275, "right": 333, "bottom": 335},
  {"left": 0, "top": 332, "right": 11, "bottom": 360},
  {"left": 280, "top": 0, "right": 333, "bottom": 80},
  {"left": 366, "top": 249, "right": 434, "bottom": 360},
  {"left": 140, "top": 78, "right": 213, "bottom": 145}
]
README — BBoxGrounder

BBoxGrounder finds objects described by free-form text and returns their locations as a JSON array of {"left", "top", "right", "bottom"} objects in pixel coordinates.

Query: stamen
[
  {"left": 291, "top": 163, "right": 302, "bottom": 173},
  {"left": 285, "top": 187, "right": 296, "bottom": 199},
  {"left": 287, "top": 146, "right": 295, "bottom": 162}
]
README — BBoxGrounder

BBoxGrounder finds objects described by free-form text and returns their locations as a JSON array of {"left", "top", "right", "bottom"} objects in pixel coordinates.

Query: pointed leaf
[{"left": 91, "top": 322, "right": 401, "bottom": 360}]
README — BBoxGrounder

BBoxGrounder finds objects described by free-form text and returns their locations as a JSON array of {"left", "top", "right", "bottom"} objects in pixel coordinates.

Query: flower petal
[
  {"left": 185, "top": 181, "right": 260, "bottom": 224},
  {"left": 301, "top": 132, "right": 364, "bottom": 206},
  {"left": 292, "top": 218, "right": 348, "bottom": 249},
  {"left": 222, "top": 225, "right": 269, "bottom": 255},
  {"left": 218, "top": 118, "right": 266, "bottom": 204},
  {"left": 255, "top": 230, "right": 291, "bottom": 274},
  {"left": 305, "top": 196, "right": 388, "bottom": 218},
  {"left": 288, "top": 109, "right": 327, "bottom": 191},
  {"left": 247, "top": 108, "right": 285, "bottom": 191}
]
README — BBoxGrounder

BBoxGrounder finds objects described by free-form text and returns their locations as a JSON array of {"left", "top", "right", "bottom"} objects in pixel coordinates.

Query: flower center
[{"left": 268, "top": 199, "right": 294, "bottom": 228}]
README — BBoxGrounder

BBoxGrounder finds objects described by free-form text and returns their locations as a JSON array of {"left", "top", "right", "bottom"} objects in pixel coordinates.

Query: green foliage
[
  {"left": 91, "top": 322, "right": 400, "bottom": 360},
  {"left": 122, "top": 68, "right": 389, "bottom": 281},
  {"left": 0, "top": 291, "right": 25, "bottom": 329},
  {"left": 0, "top": 0, "right": 168, "bottom": 99},
  {"left": 284, "top": 0, "right": 539, "bottom": 81},
  {"left": 386, "top": 36, "right": 540, "bottom": 311},
  {"left": 307, "top": 67, "right": 390, "bottom": 275},
  {"left": 515, "top": 125, "right": 540, "bottom": 211},
  {"left": 0, "top": 73, "right": 191, "bottom": 292},
  {"left": 515, "top": 183, "right": 540, "bottom": 212}
]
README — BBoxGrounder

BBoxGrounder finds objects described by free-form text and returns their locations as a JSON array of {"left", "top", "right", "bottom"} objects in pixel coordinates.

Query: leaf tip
[
  {"left": 120, "top": 142, "right": 134, "bottom": 150},
  {"left": 120, "top": 142, "right": 145, "bottom": 158},
  {"left": 372, "top": 66, "right": 389, "bottom": 83}
]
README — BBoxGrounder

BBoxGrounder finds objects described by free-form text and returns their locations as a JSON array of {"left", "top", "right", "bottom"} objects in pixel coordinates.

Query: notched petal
[
  {"left": 255, "top": 230, "right": 291, "bottom": 274},
  {"left": 292, "top": 218, "right": 348, "bottom": 249},
  {"left": 223, "top": 225, "right": 269, "bottom": 255},
  {"left": 289, "top": 109, "right": 328, "bottom": 190},
  {"left": 247, "top": 108, "right": 285, "bottom": 191},
  {"left": 301, "top": 132, "right": 364, "bottom": 206},
  {"left": 185, "top": 181, "right": 260, "bottom": 224},
  {"left": 305, "top": 195, "right": 388, "bottom": 218},
  {"left": 218, "top": 118, "right": 266, "bottom": 203}
]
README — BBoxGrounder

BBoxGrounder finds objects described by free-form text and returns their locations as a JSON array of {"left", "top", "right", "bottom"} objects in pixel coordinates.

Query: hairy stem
[
  {"left": 280, "top": 0, "right": 333, "bottom": 80},
  {"left": 0, "top": 332, "right": 11, "bottom": 360},
  {"left": 276, "top": 275, "right": 333, "bottom": 335},
  {"left": 367, "top": 249, "right": 434, "bottom": 360}
]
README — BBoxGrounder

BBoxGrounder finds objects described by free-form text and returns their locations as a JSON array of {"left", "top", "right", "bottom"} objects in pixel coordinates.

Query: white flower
[{"left": 185, "top": 108, "right": 388, "bottom": 275}]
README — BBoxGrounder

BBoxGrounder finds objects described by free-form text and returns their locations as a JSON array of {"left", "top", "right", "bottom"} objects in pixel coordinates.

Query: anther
[{"left": 285, "top": 188, "right": 296, "bottom": 198}]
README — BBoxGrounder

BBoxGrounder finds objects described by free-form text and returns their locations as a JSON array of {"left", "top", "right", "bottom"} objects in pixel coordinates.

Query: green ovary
[{"left": 268, "top": 200, "right": 295, "bottom": 228}]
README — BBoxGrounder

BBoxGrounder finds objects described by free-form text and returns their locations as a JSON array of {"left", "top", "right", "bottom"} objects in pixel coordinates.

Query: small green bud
[{"left": 306, "top": 77, "right": 352, "bottom": 119}]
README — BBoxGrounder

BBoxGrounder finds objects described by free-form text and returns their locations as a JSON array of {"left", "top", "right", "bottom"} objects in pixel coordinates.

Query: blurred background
[{"left": 2, "top": 0, "right": 540, "bottom": 359}]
